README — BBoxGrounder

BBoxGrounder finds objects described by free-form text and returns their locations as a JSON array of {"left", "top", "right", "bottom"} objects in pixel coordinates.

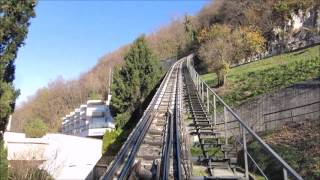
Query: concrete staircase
[{"left": 184, "top": 69, "right": 244, "bottom": 179}]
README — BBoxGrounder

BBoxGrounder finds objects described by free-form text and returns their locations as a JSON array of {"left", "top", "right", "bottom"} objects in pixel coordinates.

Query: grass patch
[
  {"left": 201, "top": 45, "right": 320, "bottom": 106},
  {"left": 192, "top": 165, "right": 208, "bottom": 176},
  {"left": 190, "top": 143, "right": 224, "bottom": 157}
]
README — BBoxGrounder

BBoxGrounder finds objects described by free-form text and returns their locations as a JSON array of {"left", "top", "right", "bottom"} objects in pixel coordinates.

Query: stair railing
[{"left": 185, "top": 54, "right": 303, "bottom": 180}]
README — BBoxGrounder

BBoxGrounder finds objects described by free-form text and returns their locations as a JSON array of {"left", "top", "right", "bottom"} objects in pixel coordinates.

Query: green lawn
[{"left": 200, "top": 45, "right": 320, "bottom": 106}]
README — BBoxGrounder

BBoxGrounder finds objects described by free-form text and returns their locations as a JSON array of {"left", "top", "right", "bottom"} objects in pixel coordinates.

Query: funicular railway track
[
  {"left": 101, "top": 55, "right": 303, "bottom": 180},
  {"left": 101, "top": 60, "right": 184, "bottom": 180}
]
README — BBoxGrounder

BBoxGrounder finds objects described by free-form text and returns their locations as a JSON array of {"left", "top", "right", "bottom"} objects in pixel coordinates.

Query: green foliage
[
  {"left": 273, "top": 1, "right": 289, "bottom": 13},
  {"left": 0, "top": 140, "right": 8, "bottom": 180},
  {"left": 190, "top": 146, "right": 203, "bottom": 156},
  {"left": 102, "top": 126, "right": 134, "bottom": 156},
  {"left": 0, "top": 0, "right": 36, "bottom": 135},
  {"left": 190, "top": 143, "right": 223, "bottom": 157},
  {"left": 245, "top": 141, "right": 305, "bottom": 179},
  {"left": 197, "top": 24, "right": 265, "bottom": 87},
  {"left": 103, "top": 36, "right": 163, "bottom": 156},
  {"left": 246, "top": 132, "right": 320, "bottom": 179},
  {"left": 102, "top": 129, "right": 122, "bottom": 154},
  {"left": 111, "top": 35, "right": 162, "bottom": 127},
  {"left": 274, "top": 0, "right": 316, "bottom": 13},
  {"left": 88, "top": 90, "right": 102, "bottom": 100},
  {"left": 201, "top": 45, "right": 320, "bottom": 106},
  {"left": 24, "top": 118, "right": 48, "bottom": 138},
  {"left": 114, "top": 112, "right": 130, "bottom": 129},
  {"left": 183, "top": 14, "right": 196, "bottom": 52}
]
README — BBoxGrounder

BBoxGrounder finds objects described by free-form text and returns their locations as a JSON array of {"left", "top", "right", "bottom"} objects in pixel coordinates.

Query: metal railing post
[
  {"left": 242, "top": 126, "right": 249, "bottom": 180},
  {"left": 206, "top": 87, "right": 209, "bottom": 112},
  {"left": 201, "top": 82, "right": 204, "bottom": 102},
  {"left": 291, "top": 110, "right": 294, "bottom": 123},
  {"left": 197, "top": 74, "right": 200, "bottom": 91},
  {"left": 198, "top": 77, "right": 201, "bottom": 93},
  {"left": 283, "top": 168, "right": 288, "bottom": 180},
  {"left": 186, "top": 55, "right": 304, "bottom": 180},
  {"left": 224, "top": 107, "right": 228, "bottom": 145},
  {"left": 213, "top": 95, "right": 216, "bottom": 125}
]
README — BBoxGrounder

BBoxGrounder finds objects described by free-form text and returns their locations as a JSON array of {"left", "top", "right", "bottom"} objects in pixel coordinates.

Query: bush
[
  {"left": 0, "top": 140, "right": 8, "bottom": 180},
  {"left": 114, "top": 112, "right": 130, "bottom": 129},
  {"left": 102, "top": 129, "right": 122, "bottom": 154},
  {"left": 24, "top": 118, "right": 48, "bottom": 138},
  {"left": 9, "top": 161, "right": 54, "bottom": 180}
]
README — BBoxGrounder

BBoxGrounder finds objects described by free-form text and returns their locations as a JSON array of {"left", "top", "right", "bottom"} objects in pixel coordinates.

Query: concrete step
[{"left": 148, "top": 129, "right": 163, "bottom": 135}]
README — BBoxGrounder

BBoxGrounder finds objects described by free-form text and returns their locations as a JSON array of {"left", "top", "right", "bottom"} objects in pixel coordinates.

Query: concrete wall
[
  {"left": 215, "top": 78, "right": 320, "bottom": 135},
  {"left": 4, "top": 132, "right": 102, "bottom": 180}
]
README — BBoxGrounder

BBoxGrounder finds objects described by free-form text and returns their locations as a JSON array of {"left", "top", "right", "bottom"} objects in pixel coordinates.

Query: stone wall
[{"left": 215, "top": 78, "right": 320, "bottom": 135}]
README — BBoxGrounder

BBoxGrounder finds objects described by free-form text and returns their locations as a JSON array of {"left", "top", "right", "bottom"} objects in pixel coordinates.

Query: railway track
[
  {"left": 99, "top": 55, "right": 303, "bottom": 180},
  {"left": 101, "top": 59, "right": 185, "bottom": 180}
]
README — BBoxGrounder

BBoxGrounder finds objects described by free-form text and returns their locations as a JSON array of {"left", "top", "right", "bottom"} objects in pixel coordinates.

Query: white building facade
[{"left": 61, "top": 100, "right": 115, "bottom": 137}]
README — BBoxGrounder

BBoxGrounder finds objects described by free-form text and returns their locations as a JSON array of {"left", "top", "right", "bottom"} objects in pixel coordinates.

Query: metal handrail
[
  {"left": 246, "top": 150, "right": 269, "bottom": 180},
  {"left": 186, "top": 54, "right": 303, "bottom": 180}
]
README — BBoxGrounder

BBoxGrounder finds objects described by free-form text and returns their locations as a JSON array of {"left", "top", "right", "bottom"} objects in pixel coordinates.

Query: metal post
[
  {"left": 195, "top": 73, "right": 197, "bottom": 90},
  {"left": 191, "top": 66, "right": 194, "bottom": 80},
  {"left": 213, "top": 95, "right": 216, "bottom": 125},
  {"left": 283, "top": 168, "right": 288, "bottom": 180},
  {"left": 206, "top": 87, "right": 209, "bottom": 112},
  {"left": 264, "top": 115, "right": 267, "bottom": 131},
  {"left": 201, "top": 82, "right": 204, "bottom": 102},
  {"left": 224, "top": 107, "right": 228, "bottom": 145},
  {"left": 199, "top": 77, "right": 201, "bottom": 93},
  {"left": 242, "top": 126, "right": 249, "bottom": 180},
  {"left": 197, "top": 74, "right": 199, "bottom": 91}
]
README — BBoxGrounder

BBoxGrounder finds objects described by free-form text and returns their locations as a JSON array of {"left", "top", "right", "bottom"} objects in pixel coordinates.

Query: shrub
[
  {"left": 114, "top": 112, "right": 130, "bottom": 129},
  {"left": 0, "top": 140, "right": 8, "bottom": 180},
  {"left": 24, "top": 118, "right": 48, "bottom": 138},
  {"left": 9, "top": 161, "right": 54, "bottom": 180},
  {"left": 102, "top": 129, "right": 122, "bottom": 154}
]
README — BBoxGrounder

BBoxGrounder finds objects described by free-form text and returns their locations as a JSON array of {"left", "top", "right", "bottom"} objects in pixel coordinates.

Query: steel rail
[
  {"left": 161, "top": 111, "right": 173, "bottom": 180},
  {"left": 186, "top": 55, "right": 303, "bottom": 180},
  {"left": 121, "top": 67, "right": 178, "bottom": 179},
  {"left": 160, "top": 66, "right": 177, "bottom": 180},
  {"left": 119, "top": 65, "right": 176, "bottom": 179},
  {"left": 161, "top": 60, "right": 184, "bottom": 180},
  {"left": 173, "top": 61, "right": 183, "bottom": 180}
]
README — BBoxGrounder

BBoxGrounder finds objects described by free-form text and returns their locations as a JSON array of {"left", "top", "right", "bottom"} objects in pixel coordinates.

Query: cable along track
[{"left": 101, "top": 59, "right": 184, "bottom": 180}]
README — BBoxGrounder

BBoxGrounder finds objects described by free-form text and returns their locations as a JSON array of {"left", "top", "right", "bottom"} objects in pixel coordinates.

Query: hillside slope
[
  {"left": 248, "top": 120, "right": 320, "bottom": 179},
  {"left": 201, "top": 45, "right": 320, "bottom": 106},
  {"left": 12, "top": 0, "right": 320, "bottom": 133}
]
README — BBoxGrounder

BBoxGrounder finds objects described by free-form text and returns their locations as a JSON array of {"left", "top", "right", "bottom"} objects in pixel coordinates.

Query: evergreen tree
[
  {"left": 0, "top": 0, "right": 36, "bottom": 138},
  {"left": 0, "top": 140, "right": 8, "bottom": 180},
  {"left": 184, "top": 14, "right": 196, "bottom": 51},
  {"left": 111, "top": 35, "right": 162, "bottom": 127}
]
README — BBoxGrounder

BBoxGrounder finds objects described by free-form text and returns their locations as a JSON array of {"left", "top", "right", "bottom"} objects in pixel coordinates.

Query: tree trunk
[{"left": 216, "top": 70, "right": 226, "bottom": 87}]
